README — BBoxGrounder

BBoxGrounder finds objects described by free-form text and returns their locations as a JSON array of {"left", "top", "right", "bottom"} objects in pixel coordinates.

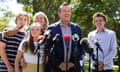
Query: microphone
[
  {"left": 72, "top": 34, "right": 80, "bottom": 56},
  {"left": 92, "top": 37, "right": 103, "bottom": 53},
  {"left": 38, "top": 30, "right": 51, "bottom": 46},
  {"left": 80, "top": 38, "right": 93, "bottom": 54},
  {"left": 64, "top": 35, "right": 71, "bottom": 71},
  {"left": 44, "top": 30, "right": 51, "bottom": 39},
  {"left": 34, "top": 35, "right": 44, "bottom": 54},
  {"left": 72, "top": 34, "right": 79, "bottom": 41},
  {"left": 37, "top": 35, "right": 44, "bottom": 42},
  {"left": 64, "top": 35, "right": 71, "bottom": 49},
  {"left": 50, "top": 34, "right": 60, "bottom": 56},
  {"left": 80, "top": 38, "right": 96, "bottom": 61},
  {"left": 53, "top": 34, "right": 60, "bottom": 43}
]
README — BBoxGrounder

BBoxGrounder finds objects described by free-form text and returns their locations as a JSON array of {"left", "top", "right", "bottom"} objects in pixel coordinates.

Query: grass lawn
[{"left": 84, "top": 61, "right": 119, "bottom": 72}]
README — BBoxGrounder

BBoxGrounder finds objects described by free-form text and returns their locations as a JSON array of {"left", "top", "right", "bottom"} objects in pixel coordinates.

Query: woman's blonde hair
[{"left": 33, "top": 11, "right": 49, "bottom": 31}]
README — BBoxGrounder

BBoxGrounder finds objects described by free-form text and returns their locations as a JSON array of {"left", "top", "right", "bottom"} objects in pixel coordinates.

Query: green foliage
[
  {"left": 0, "top": 2, "right": 15, "bottom": 32},
  {"left": 84, "top": 61, "right": 119, "bottom": 72},
  {"left": 17, "top": 0, "right": 120, "bottom": 44}
]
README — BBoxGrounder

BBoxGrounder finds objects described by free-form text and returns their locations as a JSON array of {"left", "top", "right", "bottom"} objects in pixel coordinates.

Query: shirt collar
[
  {"left": 95, "top": 28, "right": 107, "bottom": 33},
  {"left": 59, "top": 20, "right": 71, "bottom": 27}
]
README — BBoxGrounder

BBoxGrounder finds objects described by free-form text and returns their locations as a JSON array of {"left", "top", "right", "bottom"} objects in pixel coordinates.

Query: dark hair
[
  {"left": 92, "top": 12, "right": 107, "bottom": 24},
  {"left": 58, "top": 3, "right": 71, "bottom": 12}
]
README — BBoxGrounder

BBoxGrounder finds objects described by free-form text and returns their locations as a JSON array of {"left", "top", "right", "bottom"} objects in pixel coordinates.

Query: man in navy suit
[{"left": 45, "top": 3, "right": 84, "bottom": 72}]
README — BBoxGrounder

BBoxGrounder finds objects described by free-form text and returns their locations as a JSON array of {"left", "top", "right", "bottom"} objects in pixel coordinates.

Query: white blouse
[{"left": 18, "top": 40, "right": 45, "bottom": 64}]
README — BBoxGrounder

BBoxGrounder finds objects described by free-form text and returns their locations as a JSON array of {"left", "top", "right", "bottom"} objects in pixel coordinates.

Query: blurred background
[{"left": 0, "top": 0, "right": 120, "bottom": 71}]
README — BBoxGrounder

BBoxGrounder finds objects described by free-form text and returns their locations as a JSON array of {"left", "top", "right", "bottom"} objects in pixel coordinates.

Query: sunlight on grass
[{"left": 84, "top": 61, "right": 119, "bottom": 72}]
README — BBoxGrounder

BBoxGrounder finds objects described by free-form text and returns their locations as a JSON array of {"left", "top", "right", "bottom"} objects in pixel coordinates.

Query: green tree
[
  {"left": 0, "top": 0, "right": 15, "bottom": 31},
  {"left": 17, "top": 0, "right": 120, "bottom": 44}
]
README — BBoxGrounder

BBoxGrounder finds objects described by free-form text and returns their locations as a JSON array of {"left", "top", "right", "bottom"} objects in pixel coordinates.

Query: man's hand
[
  {"left": 59, "top": 62, "right": 75, "bottom": 71},
  {"left": 68, "top": 62, "right": 74, "bottom": 69},
  {"left": 98, "top": 61, "right": 104, "bottom": 71},
  {"left": 59, "top": 62, "right": 66, "bottom": 71}
]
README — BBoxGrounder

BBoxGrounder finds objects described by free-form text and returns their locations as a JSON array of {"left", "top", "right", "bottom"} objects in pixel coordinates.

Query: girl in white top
[{"left": 15, "top": 22, "right": 45, "bottom": 72}]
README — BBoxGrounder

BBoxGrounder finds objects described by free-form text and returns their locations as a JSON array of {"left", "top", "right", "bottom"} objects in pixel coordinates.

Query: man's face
[
  {"left": 16, "top": 15, "right": 28, "bottom": 28},
  {"left": 93, "top": 17, "right": 106, "bottom": 30},
  {"left": 58, "top": 5, "right": 71, "bottom": 22}
]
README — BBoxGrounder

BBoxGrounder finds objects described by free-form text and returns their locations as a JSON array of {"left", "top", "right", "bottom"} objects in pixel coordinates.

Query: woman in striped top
[{"left": 0, "top": 12, "right": 30, "bottom": 72}]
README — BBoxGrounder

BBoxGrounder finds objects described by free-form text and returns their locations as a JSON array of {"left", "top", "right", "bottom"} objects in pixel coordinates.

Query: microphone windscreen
[
  {"left": 72, "top": 34, "right": 79, "bottom": 41},
  {"left": 80, "top": 38, "right": 89, "bottom": 46},
  {"left": 80, "top": 38, "right": 93, "bottom": 54},
  {"left": 44, "top": 30, "right": 51, "bottom": 39},
  {"left": 64, "top": 35, "right": 71, "bottom": 41},
  {"left": 37, "top": 35, "right": 44, "bottom": 42}
]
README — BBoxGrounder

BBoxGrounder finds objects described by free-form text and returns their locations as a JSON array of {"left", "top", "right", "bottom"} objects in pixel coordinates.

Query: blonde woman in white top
[{"left": 15, "top": 22, "right": 45, "bottom": 72}]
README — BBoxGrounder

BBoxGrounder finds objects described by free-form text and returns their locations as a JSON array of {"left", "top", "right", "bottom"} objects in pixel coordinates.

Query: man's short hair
[
  {"left": 92, "top": 12, "right": 107, "bottom": 24},
  {"left": 58, "top": 3, "right": 71, "bottom": 12}
]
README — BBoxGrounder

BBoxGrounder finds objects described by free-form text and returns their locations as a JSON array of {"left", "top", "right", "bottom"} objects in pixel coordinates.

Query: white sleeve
[{"left": 18, "top": 40, "right": 25, "bottom": 51}]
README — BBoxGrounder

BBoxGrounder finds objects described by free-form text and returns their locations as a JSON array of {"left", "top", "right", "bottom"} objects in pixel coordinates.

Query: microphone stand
[
  {"left": 50, "top": 43, "right": 55, "bottom": 72},
  {"left": 73, "top": 41, "right": 78, "bottom": 72},
  {"left": 72, "top": 34, "right": 80, "bottom": 72},
  {"left": 36, "top": 36, "right": 49, "bottom": 72},
  {"left": 95, "top": 46, "right": 99, "bottom": 72},
  {"left": 51, "top": 34, "right": 59, "bottom": 72},
  {"left": 95, "top": 42, "right": 104, "bottom": 72},
  {"left": 87, "top": 48, "right": 95, "bottom": 72},
  {"left": 43, "top": 46, "right": 47, "bottom": 72},
  {"left": 117, "top": 47, "right": 120, "bottom": 72},
  {"left": 66, "top": 47, "right": 69, "bottom": 72},
  {"left": 36, "top": 46, "right": 40, "bottom": 72},
  {"left": 88, "top": 53, "right": 92, "bottom": 72}
]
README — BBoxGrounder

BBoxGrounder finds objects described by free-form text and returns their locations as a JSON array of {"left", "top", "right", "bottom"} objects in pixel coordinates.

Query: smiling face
[
  {"left": 58, "top": 4, "right": 71, "bottom": 24},
  {"left": 34, "top": 14, "right": 46, "bottom": 26},
  {"left": 15, "top": 12, "right": 30, "bottom": 31},
  {"left": 16, "top": 15, "right": 28, "bottom": 27},
  {"left": 92, "top": 12, "right": 107, "bottom": 32},
  {"left": 33, "top": 12, "right": 48, "bottom": 31},
  {"left": 93, "top": 17, "right": 106, "bottom": 31},
  {"left": 30, "top": 23, "right": 42, "bottom": 38}
]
